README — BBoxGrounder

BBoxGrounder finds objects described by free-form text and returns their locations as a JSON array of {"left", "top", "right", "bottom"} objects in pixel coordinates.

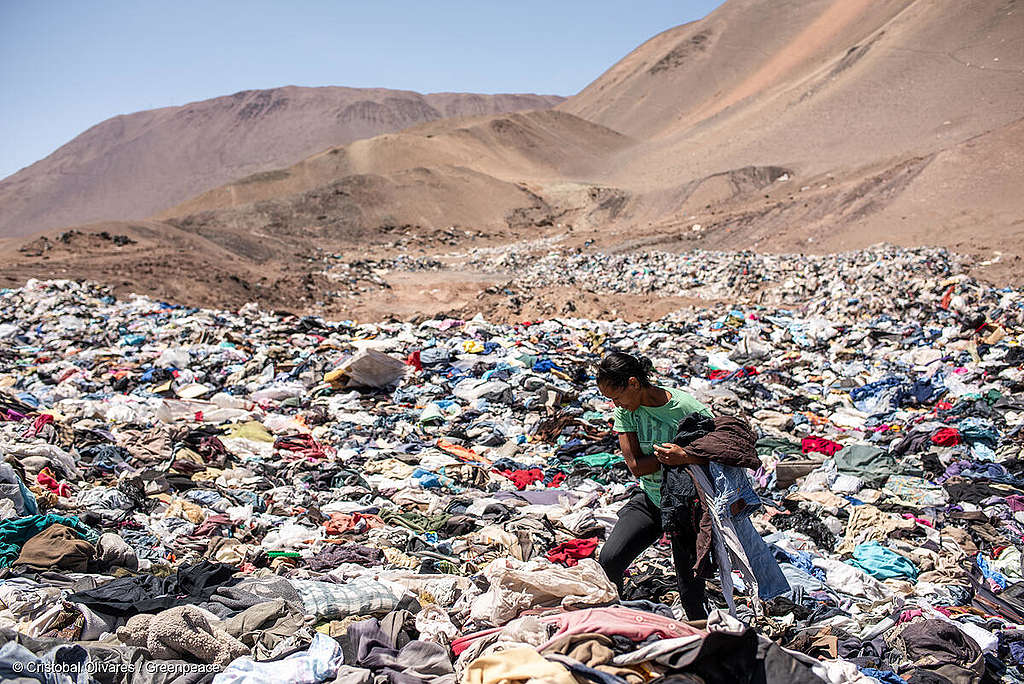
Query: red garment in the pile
[
  {"left": 500, "top": 468, "right": 545, "bottom": 490},
  {"left": 22, "top": 414, "right": 54, "bottom": 439},
  {"left": 801, "top": 436, "right": 843, "bottom": 456},
  {"left": 708, "top": 367, "right": 758, "bottom": 381},
  {"left": 405, "top": 350, "right": 423, "bottom": 372},
  {"left": 545, "top": 537, "right": 599, "bottom": 567},
  {"left": 931, "top": 428, "right": 961, "bottom": 446},
  {"left": 940, "top": 285, "right": 955, "bottom": 310},
  {"left": 546, "top": 472, "right": 567, "bottom": 488},
  {"left": 37, "top": 467, "right": 70, "bottom": 497}
]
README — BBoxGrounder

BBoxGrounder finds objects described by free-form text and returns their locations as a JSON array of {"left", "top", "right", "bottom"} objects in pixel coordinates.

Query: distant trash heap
[
  {"left": 461, "top": 243, "right": 972, "bottom": 306},
  {"left": 0, "top": 243, "right": 1021, "bottom": 684}
]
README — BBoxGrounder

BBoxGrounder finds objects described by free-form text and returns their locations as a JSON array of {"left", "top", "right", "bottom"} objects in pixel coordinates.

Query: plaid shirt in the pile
[{"left": 290, "top": 577, "right": 401, "bottom": 619}]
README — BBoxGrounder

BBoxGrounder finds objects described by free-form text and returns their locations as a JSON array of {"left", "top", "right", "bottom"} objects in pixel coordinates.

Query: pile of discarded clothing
[
  {"left": 0, "top": 247, "right": 1021, "bottom": 684},
  {"left": 459, "top": 243, "right": 975, "bottom": 309}
]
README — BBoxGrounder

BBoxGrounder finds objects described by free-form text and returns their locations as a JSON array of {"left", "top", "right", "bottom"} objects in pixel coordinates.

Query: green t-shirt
[{"left": 612, "top": 387, "right": 712, "bottom": 506}]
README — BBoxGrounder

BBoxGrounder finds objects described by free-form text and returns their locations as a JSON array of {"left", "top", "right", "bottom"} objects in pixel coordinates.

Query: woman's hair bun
[{"left": 596, "top": 350, "right": 656, "bottom": 389}]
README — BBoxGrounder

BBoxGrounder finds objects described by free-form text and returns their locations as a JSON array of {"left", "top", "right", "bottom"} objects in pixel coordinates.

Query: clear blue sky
[{"left": 0, "top": 1, "right": 722, "bottom": 180}]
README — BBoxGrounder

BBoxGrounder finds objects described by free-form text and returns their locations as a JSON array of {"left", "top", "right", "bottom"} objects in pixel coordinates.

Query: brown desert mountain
[
  {"left": 2, "top": 0, "right": 1022, "bottom": 320},
  {"left": 0, "top": 87, "right": 563, "bottom": 238},
  {"left": 559, "top": 0, "right": 1024, "bottom": 255}
]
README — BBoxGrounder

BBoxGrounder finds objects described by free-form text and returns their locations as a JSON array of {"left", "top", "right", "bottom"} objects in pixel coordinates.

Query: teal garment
[
  {"left": 0, "top": 514, "right": 97, "bottom": 568},
  {"left": 957, "top": 418, "right": 999, "bottom": 447},
  {"left": 983, "top": 389, "right": 1003, "bottom": 406},
  {"left": 612, "top": 387, "right": 711, "bottom": 506},
  {"left": 572, "top": 452, "right": 623, "bottom": 468},
  {"left": 846, "top": 542, "right": 919, "bottom": 581}
]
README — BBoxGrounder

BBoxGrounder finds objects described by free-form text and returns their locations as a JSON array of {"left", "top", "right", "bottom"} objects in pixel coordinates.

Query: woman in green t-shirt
[{"left": 596, "top": 351, "right": 711, "bottom": 619}]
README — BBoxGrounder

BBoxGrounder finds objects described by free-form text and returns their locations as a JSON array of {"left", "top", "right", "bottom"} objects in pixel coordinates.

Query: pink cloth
[
  {"left": 801, "top": 436, "right": 843, "bottom": 456},
  {"left": 1006, "top": 495, "right": 1024, "bottom": 512},
  {"left": 902, "top": 514, "right": 934, "bottom": 528},
  {"left": 37, "top": 467, "right": 70, "bottom": 497},
  {"left": 451, "top": 606, "right": 705, "bottom": 656},
  {"left": 897, "top": 608, "right": 924, "bottom": 624},
  {"left": 22, "top": 413, "right": 53, "bottom": 439}
]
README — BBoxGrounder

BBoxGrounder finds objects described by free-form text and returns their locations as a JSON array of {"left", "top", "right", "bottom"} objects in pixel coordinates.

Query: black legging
[{"left": 598, "top": 490, "right": 708, "bottom": 619}]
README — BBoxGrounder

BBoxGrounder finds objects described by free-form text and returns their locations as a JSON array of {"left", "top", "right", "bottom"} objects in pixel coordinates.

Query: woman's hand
[{"left": 653, "top": 442, "right": 703, "bottom": 466}]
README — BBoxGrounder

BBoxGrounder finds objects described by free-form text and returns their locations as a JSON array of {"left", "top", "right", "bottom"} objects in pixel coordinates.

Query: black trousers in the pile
[{"left": 598, "top": 490, "right": 708, "bottom": 619}]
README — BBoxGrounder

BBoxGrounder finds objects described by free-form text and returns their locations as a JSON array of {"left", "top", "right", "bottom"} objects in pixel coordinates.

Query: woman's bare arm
[{"left": 619, "top": 432, "right": 660, "bottom": 476}]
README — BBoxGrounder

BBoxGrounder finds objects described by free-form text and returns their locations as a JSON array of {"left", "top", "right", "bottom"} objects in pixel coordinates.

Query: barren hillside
[
  {"left": 558, "top": 0, "right": 1024, "bottom": 253},
  {"left": 0, "top": 87, "right": 563, "bottom": 238},
  {"left": 2, "top": 0, "right": 1022, "bottom": 320}
]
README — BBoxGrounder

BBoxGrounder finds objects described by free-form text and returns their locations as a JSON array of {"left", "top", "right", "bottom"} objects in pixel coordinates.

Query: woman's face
[{"left": 598, "top": 377, "right": 643, "bottom": 411}]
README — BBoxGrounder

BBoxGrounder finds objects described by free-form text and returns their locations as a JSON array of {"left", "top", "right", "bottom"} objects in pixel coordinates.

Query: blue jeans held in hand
[
  {"left": 709, "top": 462, "right": 763, "bottom": 519},
  {"left": 706, "top": 463, "right": 790, "bottom": 600},
  {"left": 732, "top": 514, "right": 791, "bottom": 600}
]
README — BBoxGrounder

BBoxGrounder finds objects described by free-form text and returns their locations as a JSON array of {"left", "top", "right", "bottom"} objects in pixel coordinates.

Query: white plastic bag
[{"left": 469, "top": 558, "right": 617, "bottom": 625}]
